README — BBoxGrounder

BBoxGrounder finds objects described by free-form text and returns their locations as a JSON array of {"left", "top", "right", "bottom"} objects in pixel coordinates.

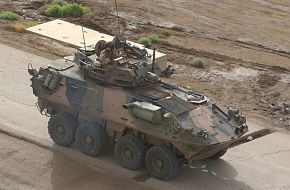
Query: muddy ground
[{"left": 0, "top": 0, "right": 289, "bottom": 128}]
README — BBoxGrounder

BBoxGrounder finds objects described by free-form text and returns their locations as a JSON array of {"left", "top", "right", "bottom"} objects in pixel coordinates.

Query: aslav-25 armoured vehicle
[{"left": 28, "top": 37, "right": 270, "bottom": 180}]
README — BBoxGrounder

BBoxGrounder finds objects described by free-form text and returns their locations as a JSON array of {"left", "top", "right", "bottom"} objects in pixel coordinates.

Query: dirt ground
[{"left": 0, "top": 0, "right": 289, "bottom": 128}]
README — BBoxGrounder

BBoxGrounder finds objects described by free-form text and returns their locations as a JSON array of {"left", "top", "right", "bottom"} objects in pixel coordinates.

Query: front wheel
[
  {"left": 48, "top": 112, "right": 77, "bottom": 146},
  {"left": 145, "top": 145, "right": 178, "bottom": 180}
]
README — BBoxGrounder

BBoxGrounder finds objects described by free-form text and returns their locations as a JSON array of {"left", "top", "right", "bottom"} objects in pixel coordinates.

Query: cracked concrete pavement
[{"left": 0, "top": 43, "right": 290, "bottom": 189}]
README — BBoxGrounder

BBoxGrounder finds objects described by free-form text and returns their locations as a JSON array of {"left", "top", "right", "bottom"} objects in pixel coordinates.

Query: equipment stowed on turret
[{"left": 72, "top": 35, "right": 171, "bottom": 87}]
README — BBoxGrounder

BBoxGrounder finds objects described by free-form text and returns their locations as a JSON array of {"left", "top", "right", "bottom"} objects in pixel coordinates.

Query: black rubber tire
[
  {"left": 114, "top": 135, "right": 145, "bottom": 170},
  {"left": 145, "top": 145, "right": 178, "bottom": 180},
  {"left": 209, "top": 149, "right": 228, "bottom": 159},
  {"left": 76, "top": 123, "right": 106, "bottom": 157},
  {"left": 48, "top": 113, "right": 78, "bottom": 146}
]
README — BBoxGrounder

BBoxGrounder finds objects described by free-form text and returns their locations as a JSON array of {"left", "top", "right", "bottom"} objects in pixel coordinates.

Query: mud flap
[{"left": 229, "top": 128, "right": 273, "bottom": 148}]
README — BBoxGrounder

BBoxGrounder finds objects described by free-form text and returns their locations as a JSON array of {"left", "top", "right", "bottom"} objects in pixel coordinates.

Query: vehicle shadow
[
  {"left": 169, "top": 159, "right": 254, "bottom": 190},
  {"left": 133, "top": 158, "right": 254, "bottom": 190},
  {"left": 49, "top": 144, "right": 155, "bottom": 190},
  {"left": 49, "top": 142, "right": 254, "bottom": 190}
]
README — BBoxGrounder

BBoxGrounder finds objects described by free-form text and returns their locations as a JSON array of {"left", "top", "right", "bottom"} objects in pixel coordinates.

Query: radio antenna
[
  {"left": 81, "top": 26, "right": 87, "bottom": 61},
  {"left": 81, "top": 26, "right": 87, "bottom": 52},
  {"left": 114, "top": 0, "right": 121, "bottom": 35}
]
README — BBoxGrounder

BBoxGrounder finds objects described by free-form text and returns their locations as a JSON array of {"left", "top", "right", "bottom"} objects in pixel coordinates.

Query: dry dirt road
[{"left": 1, "top": 44, "right": 290, "bottom": 190}]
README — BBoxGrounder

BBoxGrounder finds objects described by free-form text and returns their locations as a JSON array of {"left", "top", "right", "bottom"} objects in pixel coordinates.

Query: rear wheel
[
  {"left": 48, "top": 112, "right": 77, "bottom": 146},
  {"left": 145, "top": 145, "right": 178, "bottom": 180},
  {"left": 76, "top": 123, "right": 106, "bottom": 157},
  {"left": 209, "top": 149, "right": 228, "bottom": 159},
  {"left": 114, "top": 135, "right": 145, "bottom": 170}
]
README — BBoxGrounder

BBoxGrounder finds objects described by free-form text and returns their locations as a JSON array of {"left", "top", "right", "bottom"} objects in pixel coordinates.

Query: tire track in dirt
[
  {"left": 151, "top": 20, "right": 290, "bottom": 60},
  {"left": 160, "top": 43, "right": 290, "bottom": 73},
  {"left": 218, "top": 37, "right": 290, "bottom": 60},
  {"left": 136, "top": 19, "right": 290, "bottom": 73}
]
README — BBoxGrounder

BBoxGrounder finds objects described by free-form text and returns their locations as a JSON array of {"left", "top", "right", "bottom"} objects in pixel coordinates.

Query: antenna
[
  {"left": 114, "top": 0, "right": 121, "bottom": 35},
  {"left": 81, "top": 26, "right": 87, "bottom": 62},
  {"left": 152, "top": 48, "right": 156, "bottom": 72},
  {"left": 81, "top": 26, "right": 87, "bottom": 52}
]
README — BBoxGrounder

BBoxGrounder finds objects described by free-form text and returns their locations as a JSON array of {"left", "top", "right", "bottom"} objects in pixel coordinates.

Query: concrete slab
[{"left": 26, "top": 19, "right": 167, "bottom": 70}]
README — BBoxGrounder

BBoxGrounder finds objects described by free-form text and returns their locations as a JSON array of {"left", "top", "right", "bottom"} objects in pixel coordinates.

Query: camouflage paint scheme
[{"left": 29, "top": 56, "right": 270, "bottom": 162}]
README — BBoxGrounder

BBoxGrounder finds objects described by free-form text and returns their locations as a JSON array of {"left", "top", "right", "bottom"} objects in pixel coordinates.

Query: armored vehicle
[{"left": 28, "top": 39, "right": 270, "bottom": 180}]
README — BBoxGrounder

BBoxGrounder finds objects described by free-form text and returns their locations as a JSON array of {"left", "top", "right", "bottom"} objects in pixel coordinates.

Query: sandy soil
[{"left": 0, "top": 0, "right": 289, "bottom": 128}]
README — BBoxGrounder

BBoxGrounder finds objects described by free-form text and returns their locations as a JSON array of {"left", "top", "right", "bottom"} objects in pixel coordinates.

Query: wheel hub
[
  {"left": 84, "top": 135, "right": 93, "bottom": 145},
  {"left": 154, "top": 158, "right": 164, "bottom": 169},
  {"left": 124, "top": 148, "right": 133, "bottom": 160},
  {"left": 55, "top": 124, "right": 65, "bottom": 136}
]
